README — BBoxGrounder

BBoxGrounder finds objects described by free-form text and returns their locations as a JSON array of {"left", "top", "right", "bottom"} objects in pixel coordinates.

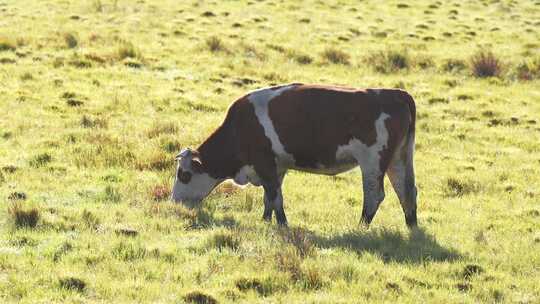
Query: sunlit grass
[{"left": 0, "top": 0, "right": 539, "bottom": 303}]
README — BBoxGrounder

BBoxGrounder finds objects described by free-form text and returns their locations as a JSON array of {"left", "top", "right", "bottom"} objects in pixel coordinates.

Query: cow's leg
[
  {"left": 258, "top": 170, "right": 287, "bottom": 226},
  {"left": 262, "top": 193, "right": 273, "bottom": 221},
  {"left": 263, "top": 182, "right": 287, "bottom": 226},
  {"left": 387, "top": 145, "right": 418, "bottom": 228},
  {"left": 359, "top": 166, "right": 386, "bottom": 226}
]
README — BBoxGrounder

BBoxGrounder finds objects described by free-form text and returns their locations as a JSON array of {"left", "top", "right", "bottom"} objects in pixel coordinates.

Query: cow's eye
[{"left": 177, "top": 170, "right": 192, "bottom": 184}]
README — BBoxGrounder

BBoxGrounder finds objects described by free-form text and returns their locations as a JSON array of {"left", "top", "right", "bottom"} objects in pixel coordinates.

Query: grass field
[{"left": 1, "top": 0, "right": 540, "bottom": 303}]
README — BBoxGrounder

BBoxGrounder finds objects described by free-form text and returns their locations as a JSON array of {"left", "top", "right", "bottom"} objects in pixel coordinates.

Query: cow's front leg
[
  {"left": 263, "top": 183, "right": 287, "bottom": 226},
  {"left": 360, "top": 169, "right": 385, "bottom": 227},
  {"left": 262, "top": 193, "right": 273, "bottom": 221}
]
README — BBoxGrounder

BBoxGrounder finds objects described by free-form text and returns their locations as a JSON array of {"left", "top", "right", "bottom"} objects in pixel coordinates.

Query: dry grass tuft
[
  {"left": 280, "top": 227, "right": 314, "bottom": 258},
  {"left": 294, "top": 54, "right": 313, "bottom": 65},
  {"left": 59, "top": 277, "right": 86, "bottom": 292},
  {"left": 116, "top": 41, "right": 139, "bottom": 60},
  {"left": 8, "top": 192, "right": 27, "bottom": 200},
  {"left": 276, "top": 247, "right": 303, "bottom": 281},
  {"left": 235, "top": 277, "right": 282, "bottom": 296},
  {"left": 287, "top": 49, "right": 313, "bottom": 65},
  {"left": 515, "top": 56, "right": 540, "bottom": 80},
  {"left": 299, "top": 266, "right": 324, "bottom": 290},
  {"left": 20, "top": 72, "right": 33, "bottom": 81},
  {"left": 242, "top": 43, "right": 267, "bottom": 61},
  {"left": 30, "top": 153, "right": 52, "bottom": 168},
  {"left": 0, "top": 37, "right": 17, "bottom": 52},
  {"left": 442, "top": 58, "right": 467, "bottom": 73},
  {"left": 369, "top": 49, "right": 410, "bottom": 73},
  {"left": 81, "top": 209, "right": 100, "bottom": 230},
  {"left": 151, "top": 184, "right": 171, "bottom": 201},
  {"left": 123, "top": 58, "right": 142, "bottom": 68},
  {"left": 64, "top": 33, "right": 78, "bottom": 48},
  {"left": 66, "top": 99, "right": 84, "bottom": 107},
  {"left": 100, "top": 185, "right": 121, "bottom": 203},
  {"left": 183, "top": 291, "right": 218, "bottom": 304},
  {"left": 84, "top": 53, "right": 107, "bottom": 64},
  {"left": 206, "top": 36, "right": 227, "bottom": 53},
  {"left": 470, "top": 50, "right": 503, "bottom": 78},
  {"left": 161, "top": 139, "right": 181, "bottom": 153},
  {"left": 201, "top": 11, "right": 216, "bottom": 17},
  {"left": 136, "top": 151, "right": 171, "bottom": 171},
  {"left": 68, "top": 57, "right": 92, "bottom": 68},
  {"left": 462, "top": 264, "right": 484, "bottom": 279},
  {"left": 80, "top": 115, "right": 108, "bottom": 128},
  {"left": 445, "top": 178, "right": 480, "bottom": 197},
  {"left": 8, "top": 202, "right": 40, "bottom": 229},
  {"left": 275, "top": 247, "right": 324, "bottom": 289},
  {"left": 205, "top": 230, "right": 241, "bottom": 251},
  {"left": 235, "top": 277, "right": 266, "bottom": 295},
  {"left": 91, "top": 0, "right": 104, "bottom": 12},
  {"left": 147, "top": 122, "right": 178, "bottom": 138},
  {"left": 112, "top": 241, "right": 148, "bottom": 261},
  {"left": 321, "top": 47, "right": 350, "bottom": 65}
]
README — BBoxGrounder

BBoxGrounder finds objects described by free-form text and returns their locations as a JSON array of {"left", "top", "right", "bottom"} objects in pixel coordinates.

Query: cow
[{"left": 171, "top": 83, "right": 418, "bottom": 228}]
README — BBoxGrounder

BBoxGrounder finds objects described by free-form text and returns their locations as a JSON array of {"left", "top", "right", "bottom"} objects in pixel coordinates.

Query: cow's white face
[{"left": 171, "top": 149, "right": 220, "bottom": 206}]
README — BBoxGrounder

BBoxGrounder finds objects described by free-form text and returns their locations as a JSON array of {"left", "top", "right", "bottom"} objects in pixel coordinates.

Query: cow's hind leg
[
  {"left": 387, "top": 143, "right": 418, "bottom": 228},
  {"left": 359, "top": 166, "right": 386, "bottom": 227}
]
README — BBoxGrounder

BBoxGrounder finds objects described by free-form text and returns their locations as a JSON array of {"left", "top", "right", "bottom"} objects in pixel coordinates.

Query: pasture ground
[{"left": 1, "top": 0, "right": 539, "bottom": 303}]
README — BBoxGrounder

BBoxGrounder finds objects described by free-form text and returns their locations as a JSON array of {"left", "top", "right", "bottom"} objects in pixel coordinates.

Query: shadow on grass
[
  {"left": 311, "top": 227, "right": 461, "bottom": 263},
  {"left": 188, "top": 208, "right": 238, "bottom": 230}
]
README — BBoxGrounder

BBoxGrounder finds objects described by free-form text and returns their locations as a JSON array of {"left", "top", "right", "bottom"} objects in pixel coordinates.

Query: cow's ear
[
  {"left": 175, "top": 148, "right": 192, "bottom": 161},
  {"left": 191, "top": 158, "right": 204, "bottom": 173}
]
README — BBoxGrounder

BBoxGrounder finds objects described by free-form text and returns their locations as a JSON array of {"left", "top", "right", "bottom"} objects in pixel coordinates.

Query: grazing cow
[{"left": 172, "top": 83, "right": 418, "bottom": 227}]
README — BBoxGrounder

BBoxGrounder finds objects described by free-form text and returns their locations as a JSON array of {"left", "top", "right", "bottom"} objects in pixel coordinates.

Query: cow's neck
[{"left": 197, "top": 121, "right": 242, "bottom": 179}]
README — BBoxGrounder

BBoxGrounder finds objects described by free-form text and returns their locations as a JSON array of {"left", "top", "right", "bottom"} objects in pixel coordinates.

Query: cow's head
[{"left": 171, "top": 148, "right": 221, "bottom": 206}]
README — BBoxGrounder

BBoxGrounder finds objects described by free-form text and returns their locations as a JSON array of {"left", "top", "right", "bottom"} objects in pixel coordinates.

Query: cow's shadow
[
  {"left": 310, "top": 226, "right": 461, "bottom": 264},
  {"left": 189, "top": 208, "right": 239, "bottom": 229}
]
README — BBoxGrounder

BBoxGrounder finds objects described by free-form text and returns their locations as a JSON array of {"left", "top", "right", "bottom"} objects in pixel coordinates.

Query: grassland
[{"left": 1, "top": 0, "right": 539, "bottom": 303}]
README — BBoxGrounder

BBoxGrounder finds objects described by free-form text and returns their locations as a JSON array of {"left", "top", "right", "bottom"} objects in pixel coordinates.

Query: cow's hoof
[
  {"left": 405, "top": 213, "right": 417, "bottom": 228},
  {"left": 276, "top": 221, "right": 288, "bottom": 227},
  {"left": 360, "top": 215, "right": 374, "bottom": 229},
  {"left": 406, "top": 222, "right": 418, "bottom": 230}
]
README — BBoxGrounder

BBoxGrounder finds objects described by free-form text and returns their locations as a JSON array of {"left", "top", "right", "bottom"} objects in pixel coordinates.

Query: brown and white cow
[{"left": 172, "top": 83, "right": 418, "bottom": 227}]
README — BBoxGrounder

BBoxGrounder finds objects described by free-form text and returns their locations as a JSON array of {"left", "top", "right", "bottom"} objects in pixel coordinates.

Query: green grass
[{"left": 1, "top": 0, "right": 539, "bottom": 303}]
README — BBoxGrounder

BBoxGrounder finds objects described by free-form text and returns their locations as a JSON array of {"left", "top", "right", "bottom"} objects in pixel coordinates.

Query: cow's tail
[
  {"left": 391, "top": 90, "right": 418, "bottom": 227},
  {"left": 398, "top": 90, "right": 416, "bottom": 159}
]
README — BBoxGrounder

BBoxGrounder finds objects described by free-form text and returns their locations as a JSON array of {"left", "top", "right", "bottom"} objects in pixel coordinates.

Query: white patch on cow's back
[
  {"left": 336, "top": 112, "right": 391, "bottom": 170},
  {"left": 233, "top": 165, "right": 262, "bottom": 186},
  {"left": 247, "top": 84, "right": 299, "bottom": 164}
]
